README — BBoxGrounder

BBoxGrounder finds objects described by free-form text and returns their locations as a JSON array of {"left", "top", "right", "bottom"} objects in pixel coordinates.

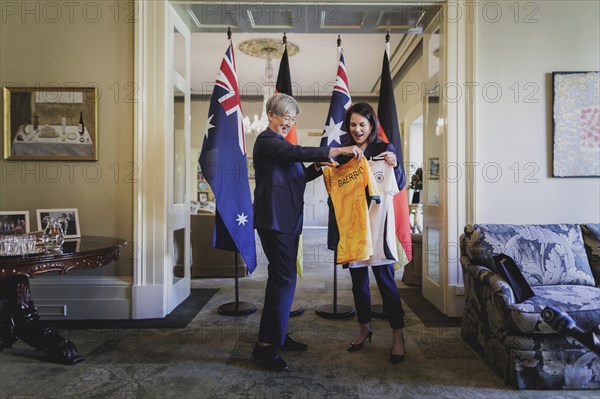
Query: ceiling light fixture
[{"left": 238, "top": 38, "right": 299, "bottom": 135}]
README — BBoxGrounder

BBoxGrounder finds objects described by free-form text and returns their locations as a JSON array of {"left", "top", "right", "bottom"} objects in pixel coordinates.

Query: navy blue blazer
[{"left": 253, "top": 128, "right": 330, "bottom": 234}]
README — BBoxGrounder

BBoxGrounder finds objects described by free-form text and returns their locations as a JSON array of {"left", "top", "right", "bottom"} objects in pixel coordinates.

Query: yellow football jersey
[{"left": 323, "top": 157, "right": 381, "bottom": 264}]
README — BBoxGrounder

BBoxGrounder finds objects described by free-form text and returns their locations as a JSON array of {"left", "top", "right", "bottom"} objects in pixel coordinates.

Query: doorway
[
  {"left": 134, "top": 0, "right": 474, "bottom": 318},
  {"left": 407, "top": 115, "right": 424, "bottom": 231}
]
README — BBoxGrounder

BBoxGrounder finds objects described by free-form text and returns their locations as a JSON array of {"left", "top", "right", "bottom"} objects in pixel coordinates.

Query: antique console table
[{"left": 0, "top": 236, "right": 126, "bottom": 365}]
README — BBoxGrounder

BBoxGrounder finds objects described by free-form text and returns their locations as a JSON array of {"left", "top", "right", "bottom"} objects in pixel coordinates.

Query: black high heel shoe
[
  {"left": 347, "top": 327, "right": 373, "bottom": 352},
  {"left": 390, "top": 336, "right": 405, "bottom": 364}
]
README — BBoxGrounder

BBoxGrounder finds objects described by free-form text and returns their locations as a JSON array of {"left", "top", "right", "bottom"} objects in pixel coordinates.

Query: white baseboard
[
  {"left": 132, "top": 284, "right": 167, "bottom": 319},
  {"left": 446, "top": 285, "right": 466, "bottom": 317},
  {"left": 30, "top": 276, "right": 132, "bottom": 320}
]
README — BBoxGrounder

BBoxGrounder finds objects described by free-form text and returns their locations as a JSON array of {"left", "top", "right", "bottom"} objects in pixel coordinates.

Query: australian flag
[
  {"left": 199, "top": 42, "right": 257, "bottom": 273},
  {"left": 322, "top": 47, "right": 352, "bottom": 252},
  {"left": 320, "top": 49, "right": 351, "bottom": 148}
]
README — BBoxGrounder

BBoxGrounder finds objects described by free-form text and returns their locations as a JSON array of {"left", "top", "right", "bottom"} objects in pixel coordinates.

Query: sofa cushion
[
  {"left": 506, "top": 285, "right": 600, "bottom": 334},
  {"left": 581, "top": 223, "right": 600, "bottom": 286},
  {"left": 463, "top": 224, "right": 595, "bottom": 287}
]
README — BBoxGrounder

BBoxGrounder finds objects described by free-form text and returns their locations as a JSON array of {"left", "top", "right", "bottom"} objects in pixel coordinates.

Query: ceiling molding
[
  {"left": 177, "top": 2, "right": 442, "bottom": 97},
  {"left": 247, "top": 9, "right": 293, "bottom": 29},
  {"left": 391, "top": 33, "right": 422, "bottom": 75},
  {"left": 393, "top": 38, "right": 423, "bottom": 86},
  {"left": 183, "top": 93, "right": 379, "bottom": 103},
  {"left": 320, "top": 10, "right": 365, "bottom": 29},
  {"left": 187, "top": 9, "right": 238, "bottom": 29},
  {"left": 370, "top": 33, "right": 422, "bottom": 93},
  {"left": 178, "top": 3, "right": 442, "bottom": 34}
]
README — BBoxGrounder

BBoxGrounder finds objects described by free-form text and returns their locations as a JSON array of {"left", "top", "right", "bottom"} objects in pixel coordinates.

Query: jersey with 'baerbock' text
[{"left": 323, "top": 157, "right": 380, "bottom": 264}]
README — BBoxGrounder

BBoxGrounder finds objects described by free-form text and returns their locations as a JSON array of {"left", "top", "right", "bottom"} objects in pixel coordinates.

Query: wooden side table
[{"left": 0, "top": 236, "right": 126, "bottom": 364}]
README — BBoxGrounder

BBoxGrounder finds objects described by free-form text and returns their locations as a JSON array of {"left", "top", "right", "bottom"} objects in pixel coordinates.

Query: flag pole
[
  {"left": 218, "top": 249, "right": 257, "bottom": 316},
  {"left": 315, "top": 35, "right": 355, "bottom": 320},
  {"left": 372, "top": 30, "right": 392, "bottom": 320},
  {"left": 373, "top": 28, "right": 415, "bottom": 316},
  {"left": 274, "top": 31, "right": 302, "bottom": 316},
  {"left": 316, "top": 262, "right": 355, "bottom": 319},
  {"left": 214, "top": 27, "right": 256, "bottom": 316}
]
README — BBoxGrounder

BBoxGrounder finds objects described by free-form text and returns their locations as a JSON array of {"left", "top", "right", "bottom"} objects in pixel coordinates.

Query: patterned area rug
[{"left": 1, "top": 230, "right": 581, "bottom": 398}]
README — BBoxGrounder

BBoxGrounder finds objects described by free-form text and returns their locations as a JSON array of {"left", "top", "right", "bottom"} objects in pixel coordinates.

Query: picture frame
[
  {"left": 0, "top": 211, "right": 30, "bottom": 234},
  {"left": 247, "top": 157, "right": 255, "bottom": 180},
  {"left": 198, "top": 192, "right": 209, "bottom": 202},
  {"left": 429, "top": 157, "right": 440, "bottom": 180},
  {"left": 3, "top": 86, "right": 98, "bottom": 161},
  {"left": 36, "top": 208, "right": 81, "bottom": 238},
  {"left": 552, "top": 71, "right": 600, "bottom": 177}
]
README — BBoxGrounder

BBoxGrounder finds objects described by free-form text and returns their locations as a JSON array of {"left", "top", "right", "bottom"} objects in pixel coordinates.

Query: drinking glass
[{"left": 26, "top": 235, "right": 36, "bottom": 253}]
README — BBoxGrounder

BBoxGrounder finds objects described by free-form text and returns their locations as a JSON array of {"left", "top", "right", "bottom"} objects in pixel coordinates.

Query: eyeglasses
[{"left": 278, "top": 115, "right": 297, "bottom": 124}]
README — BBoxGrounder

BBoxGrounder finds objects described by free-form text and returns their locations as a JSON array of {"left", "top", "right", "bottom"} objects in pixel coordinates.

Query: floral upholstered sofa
[{"left": 460, "top": 223, "right": 600, "bottom": 389}]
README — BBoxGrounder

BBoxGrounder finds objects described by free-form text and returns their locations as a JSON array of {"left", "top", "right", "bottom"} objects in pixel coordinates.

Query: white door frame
[
  {"left": 444, "top": 0, "right": 476, "bottom": 316},
  {"left": 421, "top": 9, "right": 446, "bottom": 312},
  {"left": 167, "top": 5, "right": 192, "bottom": 312},
  {"left": 132, "top": 0, "right": 475, "bottom": 318},
  {"left": 132, "top": 0, "right": 191, "bottom": 318},
  {"left": 420, "top": 1, "right": 475, "bottom": 316}
]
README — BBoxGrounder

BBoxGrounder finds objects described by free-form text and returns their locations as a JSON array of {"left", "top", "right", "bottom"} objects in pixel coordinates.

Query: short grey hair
[{"left": 266, "top": 93, "right": 300, "bottom": 116}]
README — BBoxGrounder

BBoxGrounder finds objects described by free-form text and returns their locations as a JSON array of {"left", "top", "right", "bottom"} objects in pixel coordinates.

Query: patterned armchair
[{"left": 460, "top": 224, "right": 600, "bottom": 389}]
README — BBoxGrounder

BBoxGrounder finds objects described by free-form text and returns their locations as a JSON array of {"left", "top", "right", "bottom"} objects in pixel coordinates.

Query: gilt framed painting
[{"left": 3, "top": 87, "right": 98, "bottom": 161}]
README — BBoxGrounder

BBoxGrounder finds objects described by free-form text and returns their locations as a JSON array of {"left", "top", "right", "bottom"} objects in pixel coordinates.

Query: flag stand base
[
  {"left": 218, "top": 302, "right": 257, "bottom": 316},
  {"left": 316, "top": 304, "right": 355, "bottom": 319},
  {"left": 316, "top": 264, "right": 355, "bottom": 319},
  {"left": 218, "top": 250, "right": 256, "bottom": 317},
  {"left": 371, "top": 304, "right": 387, "bottom": 319}
]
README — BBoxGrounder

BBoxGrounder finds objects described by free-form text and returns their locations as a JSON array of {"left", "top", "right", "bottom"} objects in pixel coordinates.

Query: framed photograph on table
[
  {"left": 552, "top": 71, "right": 599, "bottom": 177},
  {"left": 3, "top": 86, "right": 98, "bottom": 161},
  {"left": 36, "top": 208, "right": 80, "bottom": 238},
  {"left": 198, "top": 192, "right": 209, "bottom": 202},
  {"left": 0, "top": 211, "right": 30, "bottom": 234}
]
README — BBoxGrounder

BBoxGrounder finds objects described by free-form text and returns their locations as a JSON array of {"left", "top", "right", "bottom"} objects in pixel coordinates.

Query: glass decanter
[{"left": 41, "top": 216, "right": 68, "bottom": 251}]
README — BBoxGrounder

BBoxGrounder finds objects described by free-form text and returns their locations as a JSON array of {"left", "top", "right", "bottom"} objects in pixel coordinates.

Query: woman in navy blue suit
[
  {"left": 336, "top": 102, "right": 407, "bottom": 364},
  {"left": 252, "top": 93, "right": 362, "bottom": 371}
]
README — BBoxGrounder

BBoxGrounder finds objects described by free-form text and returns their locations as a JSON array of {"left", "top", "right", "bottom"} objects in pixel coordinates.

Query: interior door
[
  {"left": 166, "top": 5, "right": 191, "bottom": 312},
  {"left": 304, "top": 176, "right": 328, "bottom": 228},
  {"left": 421, "top": 21, "right": 447, "bottom": 312}
]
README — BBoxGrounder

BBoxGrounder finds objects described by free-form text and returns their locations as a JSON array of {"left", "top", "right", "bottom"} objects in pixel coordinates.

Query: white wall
[
  {"left": 396, "top": 56, "right": 425, "bottom": 175},
  {"left": 475, "top": 0, "right": 600, "bottom": 224}
]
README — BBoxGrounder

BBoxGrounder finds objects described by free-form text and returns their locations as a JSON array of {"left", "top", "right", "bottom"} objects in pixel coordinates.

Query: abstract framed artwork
[{"left": 552, "top": 71, "right": 599, "bottom": 177}]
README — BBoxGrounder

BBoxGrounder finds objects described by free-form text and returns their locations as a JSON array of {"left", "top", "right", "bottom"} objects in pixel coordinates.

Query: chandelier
[
  {"left": 242, "top": 47, "right": 274, "bottom": 135},
  {"left": 239, "top": 38, "right": 299, "bottom": 135}
]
